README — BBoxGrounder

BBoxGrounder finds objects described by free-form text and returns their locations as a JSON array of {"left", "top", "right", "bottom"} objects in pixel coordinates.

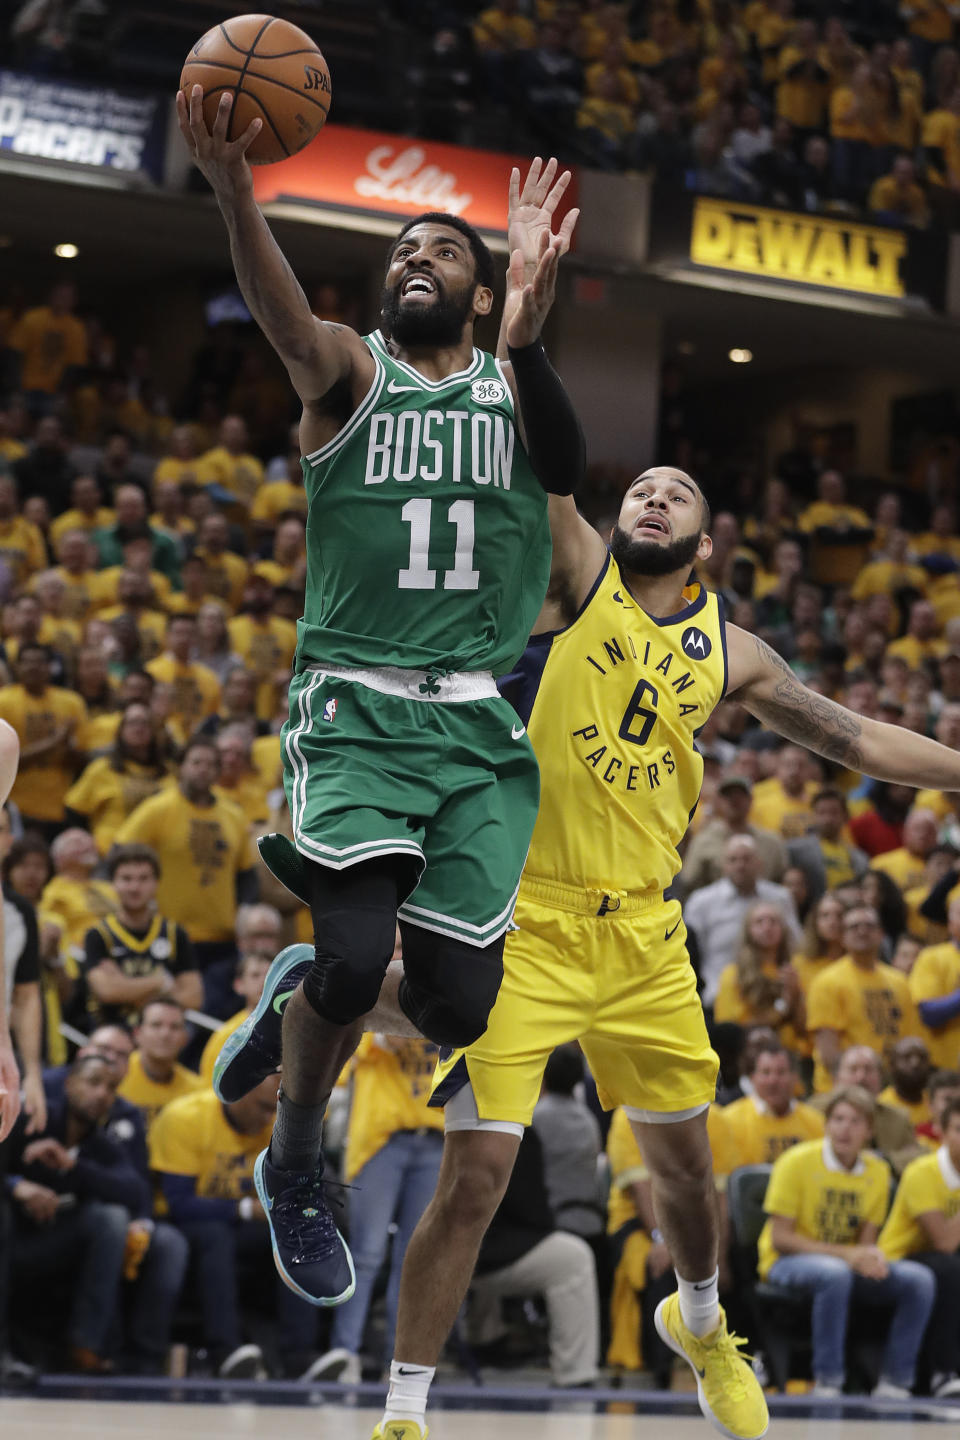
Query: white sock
[
  {"left": 383, "top": 1360, "right": 435, "bottom": 1428},
  {"left": 677, "top": 1270, "right": 720, "bottom": 1337}
]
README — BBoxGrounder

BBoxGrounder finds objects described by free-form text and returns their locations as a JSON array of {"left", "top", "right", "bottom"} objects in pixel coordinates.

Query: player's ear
[
  {"left": 697, "top": 533, "right": 713, "bottom": 562},
  {"left": 473, "top": 284, "right": 494, "bottom": 317}
]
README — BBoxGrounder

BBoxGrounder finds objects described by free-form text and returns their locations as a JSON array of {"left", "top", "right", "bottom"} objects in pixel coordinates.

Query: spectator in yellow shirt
[
  {"left": 248, "top": 429, "right": 306, "bottom": 538},
  {"left": 902, "top": 0, "right": 956, "bottom": 67},
  {"left": 749, "top": 744, "right": 819, "bottom": 840},
  {"left": 723, "top": 1043, "right": 824, "bottom": 1165},
  {"left": 792, "top": 891, "right": 849, "bottom": 999},
  {"left": 115, "top": 738, "right": 258, "bottom": 1015},
  {"left": 0, "top": 643, "right": 87, "bottom": 837},
  {"left": 776, "top": 22, "right": 829, "bottom": 132},
  {"left": 871, "top": 806, "right": 940, "bottom": 894},
  {"left": 213, "top": 724, "right": 270, "bottom": 830},
  {"left": 888, "top": 599, "right": 947, "bottom": 670},
  {"left": 40, "top": 827, "right": 116, "bottom": 956},
  {"left": 787, "top": 787, "right": 868, "bottom": 899},
  {"left": 759, "top": 1086, "right": 934, "bottom": 1397},
  {"left": 49, "top": 475, "right": 114, "bottom": 553},
  {"left": 227, "top": 575, "right": 297, "bottom": 722},
  {"left": 146, "top": 615, "right": 222, "bottom": 745},
  {"left": 878, "top": 1035, "right": 934, "bottom": 1129},
  {"left": 47, "top": 529, "right": 107, "bottom": 623},
  {"left": 922, "top": 84, "right": 960, "bottom": 183},
  {"left": 472, "top": 0, "right": 536, "bottom": 53},
  {"left": 65, "top": 700, "right": 174, "bottom": 854},
  {"left": 193, "top": 512, "right": 249, "bottom": 613},
  {"left": 756, "top": 0, "right": 796, "bottom": 85},
  {"left": 910, "top": 894, "right": 960, "bottom": 1067},
  {"left": 117, "top": 997, "right": 203, "bottom": 1129},
  {"left": 9, "top": 282, "right": 87, "bottom": 400},
  {"left": 251, "top": 514, "right": 307, "bottom": 592},
  {"left": 198, "top": 416, "right": 265, "bottom": 510},
  {"left": 869, "top": 154, "right": 930, "bottom": 227},
  {"left": 806, "top": 904, "right": 924, "bottom": 1091},
  {"left": 797, "top": 470, "right": 873, "bottom": 587},
  {"left": 878, "top": 1096, "right": 960, "bottom": 1396},
  {"left": 0, "top": 476, "right": 47, "bottom": 590},
  {"left": 713, "top": 902, "right": 806, "bottom": 1050},
  {"left": 851, "top": 529, "right": 928, "bottom": 602},
  {"left": 152, "top": 425, "right": 217, "bottom": 491}
]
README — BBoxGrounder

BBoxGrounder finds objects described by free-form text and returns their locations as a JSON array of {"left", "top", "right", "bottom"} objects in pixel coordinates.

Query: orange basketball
[{"left": 180, "top": 14, "right": 331, "bottom": 165}]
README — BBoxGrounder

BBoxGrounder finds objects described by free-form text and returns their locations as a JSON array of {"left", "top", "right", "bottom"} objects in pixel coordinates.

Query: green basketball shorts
[{"left": 260, "top": 664, "right": 540, "bottom": 948}]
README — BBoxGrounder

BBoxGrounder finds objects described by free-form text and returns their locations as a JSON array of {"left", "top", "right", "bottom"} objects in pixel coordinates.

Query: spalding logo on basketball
[
  {"left": 471, "top": 380, "right": 506, "bottom": 404},
  {"left": 681, "top": 626, "right": 712, "bottom": 660}
]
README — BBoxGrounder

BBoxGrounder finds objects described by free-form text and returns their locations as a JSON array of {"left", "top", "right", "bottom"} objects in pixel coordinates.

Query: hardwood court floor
[{"left": 0, "top": 1399, "right": 952, "bottom": 1440}]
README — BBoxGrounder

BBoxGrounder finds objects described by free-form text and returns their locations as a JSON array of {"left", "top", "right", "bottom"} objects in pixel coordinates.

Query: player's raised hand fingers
[
  {"left": 557, "top": 205, "right": 580, "bottom": 254},
  {"left": 188, "top": 83, "right": 209, "bottom": 138},
  {"left": 234, "top": 114, "right": 264, "bottom": 154},
  {"left": 0, "top": 1088, "right": 17, "bottom": 1144},
  {"left": 540, "top": 163, "right": 569, "bottom": 214},
  {"left": 509, "top": 166, "right": 521, "bottom": 213},
  {"left": 520, "top": 156, "right": 543, "bottom": 204},
  {"left": 175, "top": 90, "right": 195, "bottom": 149},
  {"left": 532, "top": 156, "right": 559, "bottom": 206},
  {"left": 212, "top": 91, "right": 233, "bottom": 141},
  {"left": 508, "top": 246, "right": 526, "bottom": 288}
]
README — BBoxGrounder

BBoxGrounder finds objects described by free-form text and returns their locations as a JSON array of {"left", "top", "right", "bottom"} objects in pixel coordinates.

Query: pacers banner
[
  {"left": 252, "top": 123, "right": 578, "bottom": 238},
  {"left": 0, "top": 69, "right": 166, "bottom": 179},
  {"left": 690, "top": 197, "right": 906, "bottom": 298}
]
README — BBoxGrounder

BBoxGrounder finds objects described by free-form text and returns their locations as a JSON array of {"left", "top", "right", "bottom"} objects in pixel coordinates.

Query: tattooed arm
[{"left": 726, "top": 625, "right": 960, "bottom": 788}]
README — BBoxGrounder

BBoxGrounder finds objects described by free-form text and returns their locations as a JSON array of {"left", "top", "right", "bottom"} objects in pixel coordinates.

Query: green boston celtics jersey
[{"left": 296, "top": 330, "right": 551, "bottom": 677}]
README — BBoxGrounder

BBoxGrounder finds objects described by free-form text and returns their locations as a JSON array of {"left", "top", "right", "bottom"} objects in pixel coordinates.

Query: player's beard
[
  {"left": 610, "top": 523, "right": 702, "bottom": 578},
  {"left": 381, "top": 279, "right": 475, "bottom": 346}
]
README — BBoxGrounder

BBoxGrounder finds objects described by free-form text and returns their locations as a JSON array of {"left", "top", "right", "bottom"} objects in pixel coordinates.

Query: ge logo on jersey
[
  {"left": 681, "top": 627, "right": 712, "bottom": 660},
  {"left": 471, "top": 379, "right": 505, "bottom": 404},
  {"left": 322, "top": 698, "right": 338, "bottom": 723}
]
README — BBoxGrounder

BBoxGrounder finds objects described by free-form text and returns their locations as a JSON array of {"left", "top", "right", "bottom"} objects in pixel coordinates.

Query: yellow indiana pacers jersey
[{"left": 502, "top": 555, "right": 727, "bottom": 893}]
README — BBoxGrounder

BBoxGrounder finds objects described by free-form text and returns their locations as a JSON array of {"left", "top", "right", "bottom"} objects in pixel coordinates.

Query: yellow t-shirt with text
[
  {"left": 723, "top": 1095, "right": 825, "bottom": 1167},
  {"left": 64, "top": 755, "right": 174, "bottom": 855},
  {"left": 807, "top": 956, "right": 922, "bottom": 1091},
  {"left": 879, "top": 1148, "right": 960, "bottom": 1259},
  {"left": 118, "top": 1050, "right": 203, "bottom": 1130},
  {"left": 145, "top": 655, "right": 221, "bottom": 739},
  {"left": 344, "top": 1036, "right": 444, "bottom": 1182},
  {"left": 909, "top": 940, "right": 960, "bottom": 1068},
  {"left": 0, "top": 684, "right": 87, "bottom": 822},
  {"left": 758, "top": 1138, "right": 890, "bottom": 1277},
  {"left": 149, "top": 1086, "right": 272, "bottom": 1199},
  {"left": 227, "top": 615, "right": 297, "bottom": 720}
]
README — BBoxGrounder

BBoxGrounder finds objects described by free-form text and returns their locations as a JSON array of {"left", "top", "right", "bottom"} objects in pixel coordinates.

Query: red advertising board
[{"left": 252, "top": 123, "right": 577, "bottom": 239}]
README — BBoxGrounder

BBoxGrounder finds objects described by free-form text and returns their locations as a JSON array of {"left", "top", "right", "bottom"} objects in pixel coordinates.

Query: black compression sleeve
[{"left": 507, "top": 339, "right": 585, "bottom": 496}]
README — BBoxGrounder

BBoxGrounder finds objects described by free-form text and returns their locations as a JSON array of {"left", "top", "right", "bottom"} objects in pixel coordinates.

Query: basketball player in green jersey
[{"left": 177, "top": 88, "right": 581, "bottom": 1305}]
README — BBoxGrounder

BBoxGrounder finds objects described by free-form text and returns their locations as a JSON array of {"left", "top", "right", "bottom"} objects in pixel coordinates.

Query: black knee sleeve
[
  {"left": 300, "top": 858, "right": 401, "bottom": 1026},
  {"left": 397, "top": 926, "right": 505, "bottom": 1048}
]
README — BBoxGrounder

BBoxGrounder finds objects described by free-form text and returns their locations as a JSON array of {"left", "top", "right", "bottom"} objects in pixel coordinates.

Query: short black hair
[{"left": 391, "top": 213, "right": 495, "bottom": 292}]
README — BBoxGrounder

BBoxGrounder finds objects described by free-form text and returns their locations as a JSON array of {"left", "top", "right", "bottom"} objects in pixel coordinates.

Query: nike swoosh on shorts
[{"left": 664, "top": 920, "right": 682, "bottom": 942}]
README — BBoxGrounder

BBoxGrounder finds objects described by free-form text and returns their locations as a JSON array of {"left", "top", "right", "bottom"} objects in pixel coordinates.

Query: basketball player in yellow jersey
[
  {"left": 375, "top": 458, "right": 960, "bottom": 1440},
  {"left": 0, "top": 719, "right": 21, "bottom": 1141}
]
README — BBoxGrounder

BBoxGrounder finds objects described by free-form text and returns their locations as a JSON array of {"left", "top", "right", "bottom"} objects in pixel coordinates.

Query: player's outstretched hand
[
  {"left": 176, "top": 85, "right": 262, "bottom": 200},
  {"left": 505, "top": 231, "right": 561, "bottom": 349},
  {"left": 507, "top": 157, "right": 579, "bottom": 282}
]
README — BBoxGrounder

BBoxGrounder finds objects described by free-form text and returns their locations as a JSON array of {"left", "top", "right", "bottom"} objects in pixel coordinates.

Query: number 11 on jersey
[{"left": 398, "top": 497, "right": 480, "bottom": 591}]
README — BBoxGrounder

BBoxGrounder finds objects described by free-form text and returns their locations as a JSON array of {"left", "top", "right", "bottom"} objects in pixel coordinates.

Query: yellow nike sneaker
[
  {"left": 371, "top": 1425, "right": 428, "bottom": 1440},
  {"left": 654, "top": 1294, "right": 768, "bottom": 1440}
]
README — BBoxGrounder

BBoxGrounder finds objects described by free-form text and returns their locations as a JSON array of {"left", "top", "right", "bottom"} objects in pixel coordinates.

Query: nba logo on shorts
[{"left": 322, "top": 698, "right": 338, "bottom": 723}]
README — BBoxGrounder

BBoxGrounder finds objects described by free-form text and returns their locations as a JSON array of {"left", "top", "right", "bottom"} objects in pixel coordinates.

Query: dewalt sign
[{"left": 690, "top": 197, "right": 906, "bottom": 299}]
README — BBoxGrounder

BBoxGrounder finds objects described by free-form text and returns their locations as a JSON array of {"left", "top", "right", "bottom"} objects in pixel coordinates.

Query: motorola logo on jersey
[
  {"left": 471, "top": 379, "right": 505, "bottom": 404},
  {"left": 681, "top": 627, "right": 712, "bottom": 660}
]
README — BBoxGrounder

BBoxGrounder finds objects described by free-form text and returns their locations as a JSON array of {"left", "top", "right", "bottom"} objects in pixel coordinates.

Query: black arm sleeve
[{"left": 507, "top": 340, "right": 585, "bottom": 496}]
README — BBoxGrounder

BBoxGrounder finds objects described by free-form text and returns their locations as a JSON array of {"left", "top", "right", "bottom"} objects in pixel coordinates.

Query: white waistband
[{"left": 308, "top": 663, "right": 499, "bottom": 703}]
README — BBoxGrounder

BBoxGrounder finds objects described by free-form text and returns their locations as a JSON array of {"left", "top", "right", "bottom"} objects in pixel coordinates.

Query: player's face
[
  {"left": 381, "top": 225, "right": 490, "bottom": 346},
  {"left": 611, "top": 469, "right": 711, "bottom": 579}
]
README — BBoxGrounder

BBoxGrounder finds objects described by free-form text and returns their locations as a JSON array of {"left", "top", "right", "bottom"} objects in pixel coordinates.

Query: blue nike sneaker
[
  {"left": 213, "top": 944, "right": 313, "bottom": 1103},
  {"left": 254, "top": 1149, "right": 356, "bottom": 1306}
]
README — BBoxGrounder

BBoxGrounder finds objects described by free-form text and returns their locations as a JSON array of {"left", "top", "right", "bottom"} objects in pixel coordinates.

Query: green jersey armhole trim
[
  {"left": 493, "top": 358, "right": 516, "bottom": 418},
  {"left": 303, "top": 354, "right": 387, "bottom": 467},
  {"left": 367, "top": 329, "right": 484, "bottom": 390}
]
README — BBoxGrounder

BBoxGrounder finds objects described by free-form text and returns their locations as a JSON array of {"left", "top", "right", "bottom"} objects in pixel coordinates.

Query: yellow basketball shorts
[{"left": 431, "top": 876, "right": 719, "bottom": 1125}]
